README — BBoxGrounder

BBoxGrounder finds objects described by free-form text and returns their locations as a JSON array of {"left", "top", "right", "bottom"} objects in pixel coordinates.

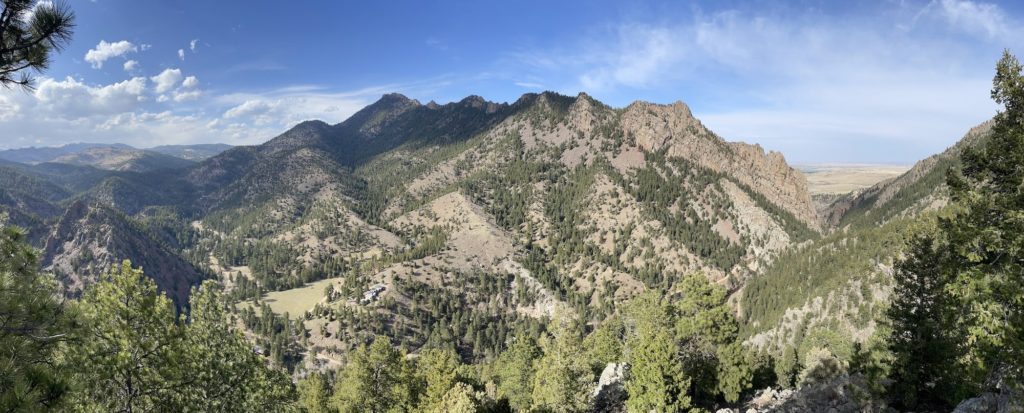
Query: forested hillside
[{"left": 4, "top": 42, "right": 1024, "bottom": 412}]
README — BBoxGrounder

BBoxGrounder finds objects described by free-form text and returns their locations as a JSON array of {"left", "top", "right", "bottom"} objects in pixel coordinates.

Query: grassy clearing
[{"left": 238, "top": 277, "right": 343, "bottom": 318}]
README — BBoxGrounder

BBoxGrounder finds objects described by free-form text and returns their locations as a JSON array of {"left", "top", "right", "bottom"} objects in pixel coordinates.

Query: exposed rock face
[
  {"left": 41, "top": 200, "right": 204, "bottom": 305},
  {"left": 739, "top": 374, "right": 885, "bottom": 413},
  {"left": 592, "top": 363, "right": 628, "bottom": 413},
  {"left": 952, "top": 389, "right": 1022, "bottom": 413},
  {"left": 954, "top": 393, "right": 1002, "bottom": 413},
  {"left": 620, "top": 100, "right": 819, "bottom": 231}
]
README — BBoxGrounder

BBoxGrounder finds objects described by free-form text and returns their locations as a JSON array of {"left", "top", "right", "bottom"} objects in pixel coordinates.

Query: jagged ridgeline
[{"left": 0, "top": 91, "right": 821, "bottom": 367}]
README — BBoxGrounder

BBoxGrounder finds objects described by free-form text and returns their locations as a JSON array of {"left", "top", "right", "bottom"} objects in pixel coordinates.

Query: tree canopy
[{"left": 0, "top": 0, "right": 75, "bottom": 88}]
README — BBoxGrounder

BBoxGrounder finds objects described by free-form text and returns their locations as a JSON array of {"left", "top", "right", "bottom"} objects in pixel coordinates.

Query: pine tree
[
  {"left": 887, "top": 50, "right": 1024, "bottom": 406},
  {"left": 530, "top": 316, "right": 594, "bottom": 412},
  {"left": 716, "top": 343, "right": 753, "bottom": 403},
  {"left": 583, "top": 316, "right": 624, "bottom": 375},
  {"left": 415, "top": 347, "right": 461, "bottom": 411},
  {"left": 297, "top": 372, "right": 332, "bottom": 413},
  {"left": 624, "top": 291, "right": 691, "bottom": 412},
  {"left": 332, "top": 336, "right": 414, "bottom": 413},
  {"left": 430, "top": 382, "right": 478, "bottom": 413},
  {"left": 886, "top": 232, "right": 965, "bottom": 409},
  {"left": 942, "top": 50, "right": 1024, "bottom": 387},
  {"left": 179, "top": 281, "right": 295, "bottom": 411},
  {"left": 0, "top": 218, "right": 68, "bottom": 410},
  {"left": 0, "top": 0, "right": 75, "bottom": 88},
  {"left": 626, "top": 328, "right": 690, "bottom": 412},
  {"left": 496, "top": 335, "right": 540, "bottom": 412},
  {"left": 674, "top": 273, "right": 745, "bottom": 404},
  {"left": 66, "top": 261, "right": 184, "bottom": 412}
]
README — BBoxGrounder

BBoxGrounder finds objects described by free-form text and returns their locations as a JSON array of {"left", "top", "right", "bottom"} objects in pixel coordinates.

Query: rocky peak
[
  {"left": 377, "top": 92, "right": 419, "bottom": 107},
  {"left": 261, "top": 119, "right": 334, "bottom": 155},
  {"left": 619, "top": 98, "right": 820, "bottom": 231},
  {"left": 337, "top": 93, "right": 423, "bottom": 137}
]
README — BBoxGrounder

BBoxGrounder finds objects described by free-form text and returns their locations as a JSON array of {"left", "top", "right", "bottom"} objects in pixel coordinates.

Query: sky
[{"left": 1, "top": 0, "right": 1022, "bottom": 164}]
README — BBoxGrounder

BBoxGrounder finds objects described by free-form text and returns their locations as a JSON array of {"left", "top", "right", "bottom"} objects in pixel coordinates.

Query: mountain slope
[
  {"left": 52, "top": 146, "right": 195, "bottom": 172},
  {"left": 740, "top": 121, "right": 993, "bottom": 359},
  {"left": 149, "top": 143, "right": 232, "bottom": 161},
  {"left": 0, "top": 91, "right": 827, "bottom": 372},
  {"left": 41, "top": 200, "right": 205, "bottom": 304},
  {"left": 0, "top": 143, "right": 131, "bottom": 164},
  {"left": 821, "top": 121, "right": 992, "bottom": 229}
]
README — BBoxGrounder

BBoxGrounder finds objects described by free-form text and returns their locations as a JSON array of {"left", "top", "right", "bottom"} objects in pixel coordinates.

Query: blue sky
[{"left": 1, "top": 0, "right": 1022, "bottom": 163}]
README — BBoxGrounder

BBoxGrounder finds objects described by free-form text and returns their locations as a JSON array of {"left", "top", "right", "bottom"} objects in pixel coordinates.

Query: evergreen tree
[
  {"left": 715, "top": 343, "right": 753, "bottom": 404},
  {"left": 0, "top": 0, "right": 75, "bottom": 88},
  {"left": 887, "top": 232, "right": 964, "bottom": 409},
  {"left": 179, "top": 281, "right": 295, "bottom": 411},
  {"left": 66, "top": 261, "right": 184, "bottom": 412},
  {"left": 496, "top": 335, "right": 540, "bottom": 412},
  {"left": 297, "top": 372, "right": 332, "bottom": 413},
  {"left": 887, "top": 50, "right": 1024, "bottom": 406},
  {"left": 430, "top": 382, "right": 479, "bottom": 413},
  {"left": 626, "top": 328, "right": 690, "bottom": 412},
  {"left": 530, "top": 316, "right": 594, "bottom": 412},
  {"left": 0, "top": 218, "right": 68, "bottom": 411},
  {"left": 67, "top": 263, "right": 296, "bottom": 412},
  {"left": 332, "top": 336, "right": 414, "bottom": 413},
  {"left": 624, "top": 291, "right": 691, "bottom": 412},
  {"left": 674, "top": 273, "right": 745, "bottom": 404},
  {"left": 943, "top": 50, "right": 1024, "bottom": 387},
  {"left": 415, "top": 347, "right": 461, "bottom": 411},
  {"left": 583, "top": 316, "right": 624, "bottom": 375}
]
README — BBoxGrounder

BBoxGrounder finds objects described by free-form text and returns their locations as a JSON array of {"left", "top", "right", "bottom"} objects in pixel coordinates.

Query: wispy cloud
[{"left": 500, "top": 1, "right": 1017, "bottom": 162}]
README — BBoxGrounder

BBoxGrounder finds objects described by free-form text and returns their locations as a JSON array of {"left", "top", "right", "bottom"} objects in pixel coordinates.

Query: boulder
[
  {"left": 592, "top": 363, "right": 628, "bottom": 413},
  {"left": 953, "top": 393, "right": 999, "bottom": 413}
]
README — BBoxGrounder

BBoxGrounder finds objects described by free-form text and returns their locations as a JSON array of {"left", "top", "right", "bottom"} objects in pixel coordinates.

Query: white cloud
[
  {"left": 150, "top": 68, "right": 182, "bottom": 93},
  {"left": 514, "top": 81, "right": 544, "bottom": 89},
  {"left": 123, "top": 60, "right": 139, "bottom": 73},
  {"left": 937, "top": 0, "right": 1009, "bottom": 39},
  {"left": 182, "top": 76, "right": 199, "bottom": 88},
  {"left": 0, "top": 71, "right": 440, "bottom": 149},
  {"left": 224, "top": 99, "right": 276, "bottom": 119},
  {"left": 579, "top": 25, "right": 686, "bottom": 91},
  {"left": 178, "top": 49, "right": 185, "bottom": 61},
  {"left": 190, "top": 39, "right": 199, "bottom": 52},
  {"left": 502, "top": 4, "right": 1017, "bottom": 163},
  {"left": 85, "top": 40, "right": 137, "bottom": 69},
  {"left": 33, "top": 76, "right": 147, "bottom": 117},
  {"left": 172, "top": 90, "right": 202, "bottom": 102}
]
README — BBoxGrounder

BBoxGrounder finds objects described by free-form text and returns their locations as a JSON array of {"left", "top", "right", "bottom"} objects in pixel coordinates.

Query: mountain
[
  {"left": 0, "top": 91, "right": 826, "bottom": 371},
  {"left": 52, "top": 146, "right": 196, "bottom": 172},
  {"left": 0, "top": 142, "right": 231, "bottom": 169},
  {"left": 0, "top": 142, "right": 132, "bottom": 164},
  {"left": 40, "top": 200, "right": 206, "bottom": 304},
  {"left": 149, "top": 143, "right": 233, "bottom": 161},
  {"left": 820, "top": 121, "right": 992, "bottom": 229},
  {"left": 739, "top": 121, "right": 992, "bottom": 357}
]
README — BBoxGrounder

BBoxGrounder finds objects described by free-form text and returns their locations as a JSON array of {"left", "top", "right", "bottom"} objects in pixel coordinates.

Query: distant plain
[{"left": 798, "top": 164, "right": 911, "bottom": 195}]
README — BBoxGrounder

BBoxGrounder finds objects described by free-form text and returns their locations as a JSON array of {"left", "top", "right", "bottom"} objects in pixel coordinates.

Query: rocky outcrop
[
  {"left": 41, "top": 200, "right": 204, "bottom": 305},
  {"left": 719, "top": 375, "right": 886, "bottom": 413},
  {"left": 592, "top": 363, "right": 628, "bottom": 413},
  {"left": 953, "top": 389, "right": 1021, "bottom": 413},
  {"left": 620, "top": 100, "right": 820, "bottom": 232}
]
